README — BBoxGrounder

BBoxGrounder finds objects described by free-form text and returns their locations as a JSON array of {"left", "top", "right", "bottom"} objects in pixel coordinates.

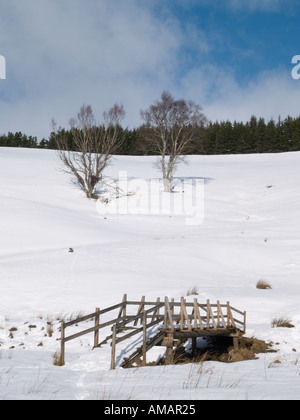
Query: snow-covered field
[{"left": 0, "top": 147, "right": 299, "bottom": 400}]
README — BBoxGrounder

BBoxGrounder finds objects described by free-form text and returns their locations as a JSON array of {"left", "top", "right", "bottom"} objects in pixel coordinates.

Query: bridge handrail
[{"left": 59, "top": 294, "right": 246, "bottom": 367}]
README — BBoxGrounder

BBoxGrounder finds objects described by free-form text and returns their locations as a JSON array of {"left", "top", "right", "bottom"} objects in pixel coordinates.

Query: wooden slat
[
  {"left": 227, "top": 302, "right": 236, "bottom": 329},
  {"left": 63, "top": 315, "right": 127, "bottom": 343},
  {"left": 180, "top": 299, "right": 184, "bottom": 330},
  {"left": 193, "top": 299, "right": 204, "bottom": 330},
  {"left": 125, "top": 300, "right": 165, "bottom": 306},
  {"left": 116, "top": 317, "right": 163, "bottom": 345},
  {"left": 181, "top": 297, "right": 192, "bottom": 331},
  {"left": 207, "top": 299, "right": 216, "bottom": 329},
  {"left": 217, "top": 301, "right": 226, "bottom": 329},
  {"left": 134, "top": 296, "right": 145, "bottom": 326},
  {"left": 116, "top": 303, "right": 164, "bottom": 330},
  {"left": 164, "top": 297, "right": 174, "bottom": 331},
  {"left": 63, "top": 302, "right": 125, "bottom": 327},
  {"left": 151, "top": 298, "right": 161, "bottom": 322},
  {"left": 117, "top": 294, "right": 127, "bottom": 319},
  {"left": 121, "top": 331, "right": 165, "bottom": 368},
  {"left": 230, "top": 305, "right": 245, "bottom": 316}
]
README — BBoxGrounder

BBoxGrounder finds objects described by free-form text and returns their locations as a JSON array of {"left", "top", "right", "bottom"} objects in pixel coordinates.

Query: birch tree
[
  {"left": 140, "top": 91, "right": 207, "bottom": 192},
  {"left": 53, "top": 103, "right": 125, "bottom": 199}
]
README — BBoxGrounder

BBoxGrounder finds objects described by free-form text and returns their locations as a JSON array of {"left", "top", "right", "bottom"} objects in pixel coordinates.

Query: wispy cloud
[
  {"left": 0, "top": 0, "right": 184, "bottom": 136},
  {"left": 180, "top": 64, "right": 300, "bottom": 123}
]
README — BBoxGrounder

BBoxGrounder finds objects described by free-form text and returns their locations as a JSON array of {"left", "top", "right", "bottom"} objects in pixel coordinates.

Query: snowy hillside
[{"left": 0, "top": 147, "right": 300, "bottom": 400}]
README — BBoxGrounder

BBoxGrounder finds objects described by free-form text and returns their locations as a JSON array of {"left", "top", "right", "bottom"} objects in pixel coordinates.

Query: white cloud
[
  {"left": 180, "top": 65, "right": 300, "bottom": 123},
  {"left": 0, "top": 0, "right": 298, "bottom": 141},
  {"left": 0, "top": 0, "right": 184, "bottom": 138}
]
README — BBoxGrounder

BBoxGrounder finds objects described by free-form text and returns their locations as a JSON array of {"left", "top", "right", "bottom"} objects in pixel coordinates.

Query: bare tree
[
  {"left": 53, "top": 103, "right": 125, "bottom": 199},
  {"left": 140, "top": 91, "right": 207, "bottom": 192}
]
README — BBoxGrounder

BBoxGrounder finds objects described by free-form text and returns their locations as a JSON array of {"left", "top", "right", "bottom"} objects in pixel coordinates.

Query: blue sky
[
  {"left": 0, "top": 0, "right": 300, "bottom": 139},
  {"left": 163, "top": 0, "right": 299, "bottom": 84}
]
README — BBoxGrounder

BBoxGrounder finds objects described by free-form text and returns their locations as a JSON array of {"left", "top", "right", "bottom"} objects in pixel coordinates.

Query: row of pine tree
[{"left": 1, "top": 115, "right": 300, "bottom": 155}]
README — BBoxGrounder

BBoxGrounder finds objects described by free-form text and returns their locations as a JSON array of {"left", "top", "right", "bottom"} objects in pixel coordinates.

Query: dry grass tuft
[
  {"left": 53, "top": 350, "right": 64, "bottom": 366},
  {"left": 186, "top": 286, "right": 199, "bottom": 296},
  {"left": 256, "top": 279, "right": 272, "bottom": 290},
  {"left": 272, "top": 316, "right": 295, "bottom": 329}
]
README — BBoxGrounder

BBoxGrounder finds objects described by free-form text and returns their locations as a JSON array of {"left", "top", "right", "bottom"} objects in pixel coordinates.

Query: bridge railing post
[
  {"left": 94, "top": 307, "right": 100, "bottom": 348},
  {"left": 142, "top": 310, "right": 147, "bottom": 366},
  {"left": 227, "top": 302, "right": 231, "bottom": 328},
  {"left": 111, "top": 324, "right": 117, "bottom": 370},
  {"left": 60, "top": 321, "right": 65, "bottom": 366},
  {"left": 164, "top": 297, "right": 174, "bottom": 330},
  {"left": 117, "top": 294, "right": 127, "bottom": 319}
]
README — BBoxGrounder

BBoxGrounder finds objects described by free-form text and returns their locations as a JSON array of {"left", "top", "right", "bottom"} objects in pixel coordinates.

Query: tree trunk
[
  {"left": 162, "top": 156, "right": 172, "bottom": 192},
  {"left": 163, "top": 177, "right": 171, "bottom": 193}
]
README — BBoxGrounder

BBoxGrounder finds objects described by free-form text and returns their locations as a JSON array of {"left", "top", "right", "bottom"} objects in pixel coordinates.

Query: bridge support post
[
  {"left": 192, "top": 337, "right": 197, "bottom": 357},
  {"left": 164, "top": 331, "right": 174, "bottom": 365},
  {"left": 233, "top": 337, "right": 239, "bottom": 351}
]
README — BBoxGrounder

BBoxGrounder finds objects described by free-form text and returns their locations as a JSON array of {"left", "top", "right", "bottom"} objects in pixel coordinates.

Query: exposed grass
[
  {"left": 56, "top": 310, "right": 85, "bottom": 323},
  {"left": 53, "top": 350, "right": 64, "bottom": 366},
  {"left": 271, "top": 316, "right": 295, "bottom": 329},
  {"left": 47, "top": 322, "right": 54, "bottom": 337},
  {"left": 186, "top": 286, "right": 199, "bottom": 296},
  {"left": 256, "top": 279, "right": 272, "bottom": 290},
  {"left": 170, "top": 337, "right": 276, "bottom": 366}
]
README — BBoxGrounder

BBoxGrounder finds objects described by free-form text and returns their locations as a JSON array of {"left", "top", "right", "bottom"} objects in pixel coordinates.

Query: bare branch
[
  {"left": 140, "top": 91, "right": 207, "bottom": 191},
  {"left": 53, "top": 103, "right": 125, "bottom": 199},
  {"left": 103, "top": 103, "right": 126, "bottom": 127}
]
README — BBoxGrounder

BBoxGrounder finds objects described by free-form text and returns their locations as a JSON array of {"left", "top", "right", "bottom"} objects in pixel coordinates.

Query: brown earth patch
[{"left": 172, "top": 336, "right": 276, "bottom": 365}]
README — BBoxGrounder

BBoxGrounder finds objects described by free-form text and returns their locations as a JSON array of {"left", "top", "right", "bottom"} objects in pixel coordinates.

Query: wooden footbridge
[{"left": 60, "top": 295, "right": 246, "bottom": 369}]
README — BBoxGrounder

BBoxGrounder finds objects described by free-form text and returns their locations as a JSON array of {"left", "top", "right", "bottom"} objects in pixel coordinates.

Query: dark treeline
[
  {"left": 1, "top": 115, "right": 300, "bottom": 155},
  {"left": 0, "top": 131, "right": 39, "bottom": 149},
  {"left": 204, "top": 115, "right": 300, "bottom": 154}
]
